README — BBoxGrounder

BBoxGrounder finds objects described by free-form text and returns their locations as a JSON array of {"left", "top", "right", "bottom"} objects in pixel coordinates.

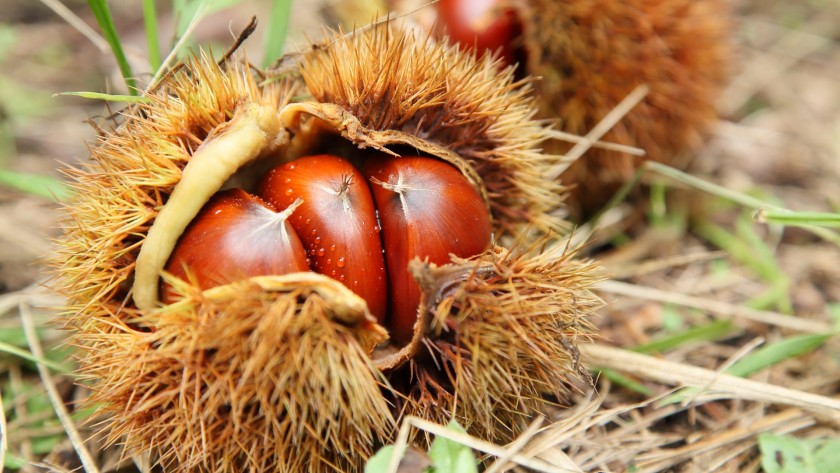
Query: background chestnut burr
[{"left": 426, "top": 0, "right": 733, "bottom": 218}]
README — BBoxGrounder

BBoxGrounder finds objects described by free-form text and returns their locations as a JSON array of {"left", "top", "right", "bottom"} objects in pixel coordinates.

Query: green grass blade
[
  {"left": 0, "top": 169, "right": 72, "bottom": 201},
  {"left": 151, "top": 1, "right": 209, "bottom": 90},
  {"left": 57, "top": 91, "right": 150, "bottom": 103},
  {"left": 4, "top": 454, "right": 27, "bottom": 469},
  {"left": 743, "top": 283, "right": 790, "bottom": 312},
  {"left": 143, "top": 0, "right": 162, "bottom": 70},
  {"left": 701, "top": 220, "right": 785, "bottom": 280},
  {"left": 173, "top": 0, "right": 198, "bottom": 39},
  {"left": 587, "top": 164, "right": 646, "bottom": 230},
  {"left": 726, "top": 333, "right": 834, "bottom": 378},
  {"left": 365, "top": 445, "right": 398, "bottom": 473},
  {"left": 648, "top": 181, "right": 668, "bottom": 226},
  {"left": 632, "top": 320, "right": 735, "bottom": 354},
  {"left": 0, "top": 76, "right": 54, "bottom": 119},
  {"left": 173, "top": 0, "right": 250, "bottom": 39},
  {"left": 0, "top": 116, "right": 15, "bottom": 166},
  {"left": 646, "top": 161, "right": 782, "bottom": 211},
  {"left": 696, "top": 219, "right": 791, "bottom": 312},
  {"left": 86, "top": 0, "right": 138, "bottom": 95},
  {"left": 756, "top": 209, "right": 840, "bottom": 228},
  {"left": 0, "top": 24, "right": 18, "bottom": 60},
  {"left": 31, "top": 433, "right": 65, "bottom": 455},
  {"left": 736, "top": 215, "right": 781, "bottom": 272},
  {"left": 0, "top": 326, "right": 28, "bottom": 346},
  {"left": 828, "top": 303, "right": 840, "bottom": 330},
  {"left": 760, "top": 433, "right": 840, "bottom": 473},
  {"left": 428, "top": 421, "right": 479, "bottom": 473},
  {"left": 645, "top": 161, "right": 840, "bottom": 246},
  {"left": 734, "top": 215, "right": 792, "bottom": 312},
  {"left": 263, "top": 0, "right": 294, "bottom": 67},
  {"left": 599, "top": 368, "right": 654, "bottom": 395},
  {"left": 660, "top": 332, "right": 834, "bottom": 406},
  {"left": 0, "top": 340, "right": 71, "bottom": 373}
]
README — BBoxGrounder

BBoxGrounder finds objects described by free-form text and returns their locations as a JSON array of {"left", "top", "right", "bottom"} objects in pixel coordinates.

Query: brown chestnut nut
[
  {"left": 162, "top": 188, "right": 309, "bottom": 303},
  {"left": 366, "top": 156, "right": 492, "bottom": 343},
  {"left": 258, "top": 154, "right": 388, "bottom": 323}
]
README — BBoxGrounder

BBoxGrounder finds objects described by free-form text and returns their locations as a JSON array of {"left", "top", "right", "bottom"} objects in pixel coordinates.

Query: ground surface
[{"left": 0, "top": 0, "right": 838, "bottom": 472}]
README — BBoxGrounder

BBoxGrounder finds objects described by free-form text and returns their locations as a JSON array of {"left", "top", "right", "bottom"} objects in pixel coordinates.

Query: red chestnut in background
[
  {"left": 437, "top": 0, "right": 524, "bottom": 68},
  {"left": 162, "top": 188, "right": 309, "bottom": 303},
  {"left": 258, "top": 155, "right": 388, "bottom": 323},
  {"left": 366, "top": 156, "right": 492, "bottom": 343}
]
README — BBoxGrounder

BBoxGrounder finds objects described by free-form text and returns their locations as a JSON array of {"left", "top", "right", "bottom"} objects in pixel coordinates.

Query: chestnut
[
  {"left": 162, "top": 188, "right": 309, "bottom": 303},
  {"left": 169, "top": 152, "right": 492, "bottom": 340},
  {"left": 366, "top": 156, "right": 492, "bottom": 343},
  {"left": 437, "top": 0, "right": 524, "bottom": 69},
  {"left": 258, "top": 154, "right": 388, "bottom": 323}
]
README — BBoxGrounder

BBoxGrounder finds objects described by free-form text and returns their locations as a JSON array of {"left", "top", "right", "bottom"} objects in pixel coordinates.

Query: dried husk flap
[{"left": 96, "top": 274, "right": 393, "bottom": 471}]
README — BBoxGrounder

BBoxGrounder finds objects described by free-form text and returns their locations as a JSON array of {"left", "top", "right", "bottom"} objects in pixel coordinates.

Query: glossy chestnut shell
[
  {"left": 366, "top": 155, "right": 492, "bottom": 342},
  {"left": 168, "top": 153, "right": 492, "bottom": 343},
  {"left": 162, "top": 188, "right": 309, "bottom": 303},
  {"left": 258, "top": 154, "right": 389, "bottom": 323}
]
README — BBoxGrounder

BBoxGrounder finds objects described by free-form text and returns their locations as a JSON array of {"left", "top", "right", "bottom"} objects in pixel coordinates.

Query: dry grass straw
[
  {"left": 582, "top": 344, "right": 840, "bottom": 423},
  {"left": 499, "top": 10, "right": 839, "bottom": 470},
  {"left": 386, "top": 416, "right": 582, "bottom": 473},
  {"left": 503, "top": 377, "right": 834, "bottom": 472},
  {"left": 36, "top": 0, "right": 109, "bottom": 53},
  {"left": 0, "top": 283, "right": 117, "bottom": 471},
  {"left": 633, "top": 408, "right": 814, "bottom": 472},
  {"left": 546, "top": 84, "right": 651, "bottom": 181},
  {"left": 19, "top": 301, "right": 100, "bottom": 473},
  {"left": 597, "top": 280, "right": 832, "bottom": 334}
]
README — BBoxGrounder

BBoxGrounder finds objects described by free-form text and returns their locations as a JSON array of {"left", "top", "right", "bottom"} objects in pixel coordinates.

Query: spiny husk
[
  {"left": 396, "top": 242, "right": 601, "bottom": 444},
  {"left": 52, "top": 24, "right": 598, "bottom": 472},
  {"left": 295, "top": 26, "right": 570, "bottom": 238},
  {"left": 91, "top": 274, "right": 391, "bottom": 472},
  {"left": 521, "top": 0, "right": 732, "bottom": 216},
  {"left": 55, "top": 51, "right": 293, "bottom": 337},
  {"left": 53, "top": 55, "right": 392, "bottom": 471}
]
